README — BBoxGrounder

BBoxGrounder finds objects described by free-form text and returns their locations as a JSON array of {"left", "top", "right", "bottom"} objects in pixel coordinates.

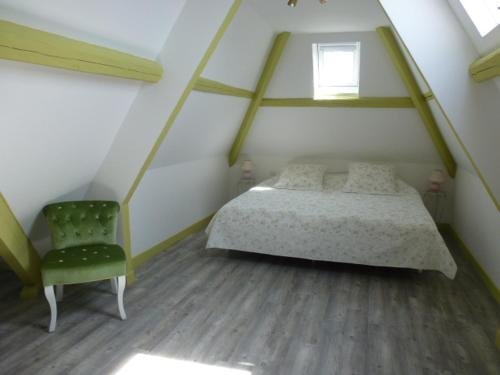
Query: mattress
[{"left": 206, "top": 174, "right": 457, "bottom": 279}]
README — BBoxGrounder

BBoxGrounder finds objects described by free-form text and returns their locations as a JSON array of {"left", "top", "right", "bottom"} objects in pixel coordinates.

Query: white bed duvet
[{"left": 206, "top": 174, "right": 457, "bottom": 279}]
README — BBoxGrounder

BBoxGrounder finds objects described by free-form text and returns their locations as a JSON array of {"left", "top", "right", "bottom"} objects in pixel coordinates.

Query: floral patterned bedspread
[{"left": 206, "top": 174, "right": 457, "bottom": 279}]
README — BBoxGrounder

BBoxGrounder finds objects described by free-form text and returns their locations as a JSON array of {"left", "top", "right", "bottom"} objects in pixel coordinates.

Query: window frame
[{"left": 312, "top": 41, "right": 361, "bottom": 99}]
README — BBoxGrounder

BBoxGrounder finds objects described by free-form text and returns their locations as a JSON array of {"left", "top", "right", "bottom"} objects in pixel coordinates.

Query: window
[
  {"left": 312, "top": 42, "right": 360, "bottom": 99},
  {"left": 459, "top": 0, "right": 500, "bottom": 36}
]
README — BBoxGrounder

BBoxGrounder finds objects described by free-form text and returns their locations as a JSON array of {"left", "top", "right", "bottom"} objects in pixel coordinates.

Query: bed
[{"left": 206, "top": 173, "right": 457, "bottom": 279}]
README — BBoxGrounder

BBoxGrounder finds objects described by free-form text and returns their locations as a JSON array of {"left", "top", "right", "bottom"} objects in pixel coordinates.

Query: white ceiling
[
  {"left": 0, "top": 0, "right": 186, "bottom": 58},
  {"left": 248, "top": 0, "right": 390, "bottom": 33}
]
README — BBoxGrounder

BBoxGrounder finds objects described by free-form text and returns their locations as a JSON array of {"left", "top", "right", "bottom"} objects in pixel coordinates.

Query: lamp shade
[
  {"left": 241, "top": 160, "right": 254, "bottom": 172},
  {"left": 241, "top": 160, "right": 254, "bottom": 179},
  {"left": 429, "top": 169, "right": 446, "bottom": 184},
  {"left": 428, "top": 169, "right": 446, "bottom": 192}
]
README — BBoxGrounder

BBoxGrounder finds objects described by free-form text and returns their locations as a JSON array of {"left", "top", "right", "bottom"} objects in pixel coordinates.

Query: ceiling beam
[
  {"left": 0, "top": 193, "right": 41, "bottom": 299},
  {"left": 377, "top": 26, "right": 456, "bottom": 177},
  {"left": 469, "top": 47, "right": 500, "bottom": 82},
  {"left": 423, "top": 92, "right": 434, "bottom": 101},
  {"left": 120, "top": 0, "right": 243, "bottom": 282},
  {"left": 228, "top": 32, "right": 291, "bottom": 166},
  {"left": 0, "top": 20, "right": 163, "bottom": 83},
  {"left": 261, "top": 97, "right": 415, "bottom": 108},
  {"left": 193, "top": 77, "right": 254, "bottom": 98}
]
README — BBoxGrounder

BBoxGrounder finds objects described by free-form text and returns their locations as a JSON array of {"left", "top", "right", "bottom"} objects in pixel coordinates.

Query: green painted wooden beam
[
  {"left": 377, "top": 27, "right": 456, "bottom": 177},
  {"left": 194, "top": 77, "right": 254, "bottom": 98},
  {"left": 423, "top": 92, "right": 434, "bottom": 101},
  {"left": 121, "top": 203, "right": 136, "bottom": 286},
  {"left": 123, "top": 0, "right": 242, "bottom": 206},
  {"left": 261, "top": 97, "right": 415, "bottom": 108},
  {"left": 228, "top": 32, "right": 291, "bottom": 166},
  {"left": 120, "top": 1, "right": 242, "bottom": 278},
  {"left": 0, "top": 193, "right": 41, "bottom": 299},
  {"left": 0, "top": 20, "right": 163, "bottom": 82},
  {"left": 469, "top": 47, "right": 500, "bottom": 82}
]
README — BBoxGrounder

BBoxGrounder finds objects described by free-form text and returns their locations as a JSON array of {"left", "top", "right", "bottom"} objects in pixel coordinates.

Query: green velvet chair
[{"left": 41, "top": 200, "right": 127, "bottom": 332}]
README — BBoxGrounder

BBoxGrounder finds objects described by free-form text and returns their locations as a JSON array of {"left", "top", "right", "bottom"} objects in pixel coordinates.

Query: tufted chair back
[{"left": 43, "top": 201, "right": 120, "bottom": 250}]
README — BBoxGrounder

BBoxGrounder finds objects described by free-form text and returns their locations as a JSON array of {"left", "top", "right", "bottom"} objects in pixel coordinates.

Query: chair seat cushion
[{"left": 41, "top": 244, "right": 126, "bottom": 286}]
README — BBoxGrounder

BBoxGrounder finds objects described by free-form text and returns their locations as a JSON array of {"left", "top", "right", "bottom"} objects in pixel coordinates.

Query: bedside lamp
[
  {"left": 429, "top": 169, "right": 446, "bottom": 192},
  {"left": 241, "top": 159, "right": 255, "bottom": 180}
]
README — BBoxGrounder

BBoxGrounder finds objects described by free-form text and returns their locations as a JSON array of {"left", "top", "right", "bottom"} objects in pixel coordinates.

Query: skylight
[
  {"left": 312, "top": 42, "right": 360, "bottom": 99},
  {"left": 459, "top": 0, "right": 500, "bottom": 36}
]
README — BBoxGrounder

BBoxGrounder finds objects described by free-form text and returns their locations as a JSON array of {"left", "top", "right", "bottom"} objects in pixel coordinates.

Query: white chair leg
[
  {"left": 117, "top": 275, "right": 127, "bottom": 320},
  {"left": 44, "top": 286, "right": 57, "bottom": 333},
  {"left": 110, "top": 277, "right": 118, "bottom": 295},
  {"left": 56, "top": 285, "right": 64, "bottom": 301}
]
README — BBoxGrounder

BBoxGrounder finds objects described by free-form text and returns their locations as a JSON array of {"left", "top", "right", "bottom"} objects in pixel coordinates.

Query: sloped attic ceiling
[
  {"left": 0, "top": 0, "right": 186, "bottom": 247},
  {"left": 0, "top": 0, "right": 184, "bottom": 57},
  {"left": 126, "top": 0, "right": 456, "bottom": 254},
  {"left": 250, "top": 0, "right": 389, "bottom": 32},
  {"left": 379, "top": 0, "right": 500, "bottom": 207}
]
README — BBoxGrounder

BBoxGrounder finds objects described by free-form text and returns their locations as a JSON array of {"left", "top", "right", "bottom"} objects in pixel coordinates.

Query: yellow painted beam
[
  {"left": 376, "top": 4, "right": 498, "bottom": 210},
  {"left": 0, "top": 192, "right": 41, "bottom": 298},
  {"left": 470, "top": 47, "right": 500, "bottom": 82},
  {"left": 121, "top": 203, "right": 136, "bottom": 285},
  {"left": 0, "top": 20, "right": 162, "bottom": 82},
  {"left": 261, "top": 97, "right": 414, "bottom": 108},
  {"left": 120, "top": 1, "right": 242, "bottom": 277},
  {"left": 133, "top": 213, "right": 214, "bottom": 269},
  {"left": 377, "top": 27, "right": 456, "bottom": 178},
  {"left": 228, "top": 32, "right": 291, "bottom": 166},
  {"left": 124, "top": 0, "right": 242, "bottom": 205},
  {"left": 194, "top": 77, "right": 254, "bottom": 98},
  {"left": 423, "top": 92, "right": 434, "bottom": 101}
]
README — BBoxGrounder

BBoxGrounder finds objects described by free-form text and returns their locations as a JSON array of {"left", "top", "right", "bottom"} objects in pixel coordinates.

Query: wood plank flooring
[{"left": 0, "top": 231, "right": 499, "bottom": 375}]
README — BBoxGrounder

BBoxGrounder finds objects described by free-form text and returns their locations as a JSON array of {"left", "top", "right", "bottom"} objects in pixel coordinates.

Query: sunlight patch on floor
[
  {"left": 114, "top": 353, "right": 252, "bottom": 375},
  {"left": 250, "top": 186, "right": 274, "bottom": 192}
]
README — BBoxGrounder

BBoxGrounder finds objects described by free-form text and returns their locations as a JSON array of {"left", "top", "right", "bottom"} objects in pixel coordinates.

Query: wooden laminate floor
[{"left": 0, "top": 231, "right": 499, "bottom": 375}]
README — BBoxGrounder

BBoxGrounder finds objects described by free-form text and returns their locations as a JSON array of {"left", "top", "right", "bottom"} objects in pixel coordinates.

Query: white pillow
[
  {"left": 342, "top": 162, "right": 398, "bottom": 195},
  {"left": 274, "top": 163, "right": 327, "bottom": 191}
]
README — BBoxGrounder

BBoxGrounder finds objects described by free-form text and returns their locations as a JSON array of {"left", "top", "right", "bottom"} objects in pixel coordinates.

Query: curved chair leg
[
  {"left": 110, "top": 277, "right": 117, "bottom": 295},
  {"left": 117, "top": 275, "right": 127, "bottom": 320},
  {"left": 56, "top": 285, "right": 64, "bottom": 301},
  {"left": 44, "top": 286, "right": 57, "bottom": 333}
]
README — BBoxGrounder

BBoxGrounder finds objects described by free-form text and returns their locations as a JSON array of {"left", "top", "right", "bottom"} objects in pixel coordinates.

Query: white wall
[
  {"left": 236, "top": 31, "right": 451, "bottom": 219},
  {"left": 0, "top": 60, "right": 140, "bottom": 251},
  {"left": 0, "top": 0, "right": 186, "bottom": 253},
  {"left": 267, "top": 32, "right": 408, "bottom": 97},
  {"left": 150, "top": 92, "right": 249, "bottom": 168},
  {"left": 87, "top": 0, "right": 237, "bottom": 203},
  {"left": 119, "top": 1, "right": 275, "bottom": 255},
  {"left": 244, "top": 107, "right": 440, "bottom": 162},
  {"left": 379, "top": 0, "right": 500, "bottom": 288},
  {"left": 130, "top": 157, "right": 229, "bottom": 254},
  {"left": 379, "top": 0, "right": 500, "bottom": 202},
  {"left": 454, "top": 168, "right": 500, "bottom": 287},
  {"left": 202, "top": 0, "right": 274, "bottom": 90}
]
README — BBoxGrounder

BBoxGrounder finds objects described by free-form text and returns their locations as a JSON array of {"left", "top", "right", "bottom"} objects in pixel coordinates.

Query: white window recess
[
  {"left": 458, "top": 0, "right": 500, "bottom": 37},
  {"left": 312, "top": 42, "right": 361, "bottom": 99}
]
